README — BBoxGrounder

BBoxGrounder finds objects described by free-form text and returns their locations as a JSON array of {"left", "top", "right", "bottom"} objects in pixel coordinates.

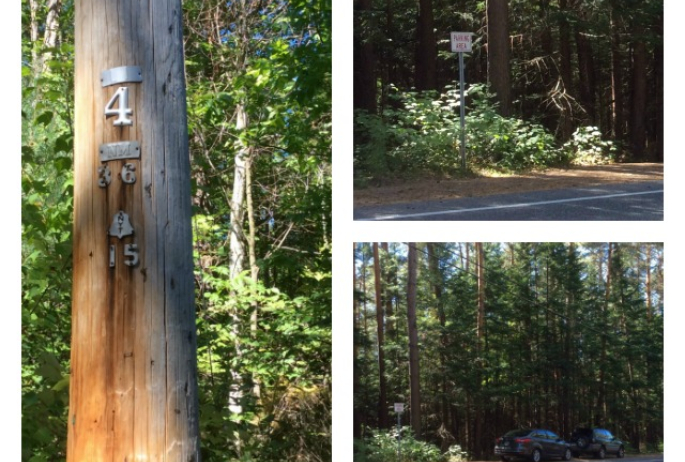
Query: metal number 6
[{"left": 121, "top": 163, "right": 136, "bottom": 184}]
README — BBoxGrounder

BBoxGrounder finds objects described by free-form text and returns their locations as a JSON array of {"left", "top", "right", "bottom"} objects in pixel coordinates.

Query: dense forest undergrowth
[
  {"left": 22, "top": 0, "right": 331, "bottom": 460},
  {"left": 354, "top": 243, "right": 663, "bottom": 461},
  {"left": 354, "top": 0, "right": 663, "bottom": 183}
]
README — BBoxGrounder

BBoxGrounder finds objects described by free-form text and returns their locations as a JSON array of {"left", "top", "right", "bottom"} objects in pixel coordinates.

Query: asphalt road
[
  {"left": 572, "top": 456, "right": 663, "bottom": 462},
  {"left": 354, "top": 181, "right": 663, "bottom": 221},
  {"left": 471, "top": 456, "right": 663, "bottom": 462}
]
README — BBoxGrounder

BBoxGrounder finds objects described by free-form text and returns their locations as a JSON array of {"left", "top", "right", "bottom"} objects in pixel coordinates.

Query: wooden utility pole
[{"left": 67, "top": 0, "right": 200, "bottom": 460}]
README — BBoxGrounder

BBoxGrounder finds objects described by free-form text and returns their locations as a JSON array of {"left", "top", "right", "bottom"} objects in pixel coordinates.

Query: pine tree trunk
[
  {"left": 630, "top": 32, "right": 648, "bottom": 160},
  {"left": 558, "top": 0, "right": 575, "bottom": 138},
  {"left": 610, "top": 3, "right": 625, "bottom": 140},
  {"left": 353, "top": 0, "right": 377, "bottom": 113},
  {"left": 575, "top": 25, "right": 597, "bottom": 124},
  {"left": 487, "top": 0, "right": 512, "bottom": 116},
  {"left": 407, "top": 243, "right": 422, "bottom": 437},
  {"left": 373, "top": 243, "right": 388, "bottom": 428},
  {"left": 415, "top": 0, "right": 437, "bottom": 91},
  {"left": 427, "top": 243, "right": 449, "bottom": 431},
  {"left": 353, "top": 243, "right": 362, "bottom": 439},
  {"left": 474, "top": 242, "right": 485, "bottom": 459}
]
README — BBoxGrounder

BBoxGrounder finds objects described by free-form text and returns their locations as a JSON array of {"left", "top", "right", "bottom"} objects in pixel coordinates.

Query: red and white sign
[{"left": 451, "top": 32, "right": 473, "bottom": 53}]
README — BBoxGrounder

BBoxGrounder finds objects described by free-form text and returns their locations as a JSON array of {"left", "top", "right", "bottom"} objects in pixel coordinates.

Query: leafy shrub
[
  {"left": 465, "top": 84, "right": 563, "bottom": 170},
  {"left": 353, "top": 84, "right": 566, "bottom": 179},
  {"left": 383, "top": 87, "right": 462, "bottom": 173},
  {"left": 354, "top": 427, "right": 468, "bottom": 462},
  {"left": 562, "top": 126, "right": 617, "bottom": 165},
  {"left": 354, "top": 109, "right": 390, "bottom": 181}
]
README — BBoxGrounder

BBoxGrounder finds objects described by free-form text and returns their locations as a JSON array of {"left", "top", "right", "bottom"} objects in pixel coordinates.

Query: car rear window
[{"left": 504, "top": 430, "right": 532, "bottom": 437}]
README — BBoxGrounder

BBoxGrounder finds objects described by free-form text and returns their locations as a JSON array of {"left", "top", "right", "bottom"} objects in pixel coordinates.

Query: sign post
[
  {"left": 450, "top": 32, "right": 473, "bottom": 170},
  {"left": 394, "top": 403, "right": 404, "bottom": 462}
]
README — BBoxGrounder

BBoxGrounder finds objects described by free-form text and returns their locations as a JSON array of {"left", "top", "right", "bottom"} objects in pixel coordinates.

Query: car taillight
[
  {"left": 515, "top": 438, "right": 532, "bottom": 444},
  {"left": 496, "top": 438, "right": 502, "bottom": 444}
]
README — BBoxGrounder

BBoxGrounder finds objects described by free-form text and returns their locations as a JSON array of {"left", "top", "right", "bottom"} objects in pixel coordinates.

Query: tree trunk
[
  {"left": 68, "top": 0, "right": 200, "bottom": 459},
  {"left": 474, "top": 242, "right": 485, "bottom": 459},
  {"left": 575, "top": 25, "right": 597, "bottom": 124},
  {"left": 373, "top": 243, "right": 388, "bottom": 428},
  {"left": 245, "top": 154, "right": 260, "bottom": 401},
  {"left": 558, "top": 0, "right": 575, "bottom": 138},
  {"left": 652, "top": 10, "right": 664, "bottom": 162},
  {"left": 353, "top": 243, "right": 362, "bottom": 439},
  {"left": 354, "top": 0, "right": 377, "bottom": 113},
  {"left": 229, "top": 104, "right": 248, "bottom": 280},
  {"left": 610, "top": 2, "right": 625, "bottom": 140},
  {"left": 44, "top": 0, "right": 61, "bottom": 48},
  {"left": 487, "top": 0, "right": 512, "bottom": 116},
  {"left": 630, "top": 31, "right": 648, "bottom": 160},
  {"left": 427, "top": 243, "right": 449, "bottom": 429},
  {"left": 227, "top": 103, "right": 248, "bottom": 423},
  {"left": 381, "top": 242, "right": 395, "bottom": 339},
  {"left": 415, "top": 0, "right": 437, "bottom": 91},
  {"left": 407, "top": 243, "right": 422, "bottom": 437},
  {"left": 646, "top": 244, "right": 652, "bottom": 320}
]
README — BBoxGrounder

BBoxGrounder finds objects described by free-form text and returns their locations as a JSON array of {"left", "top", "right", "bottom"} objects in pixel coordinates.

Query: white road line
[{"left": 361, "top": 189, "right": 663, "bottom": 221}]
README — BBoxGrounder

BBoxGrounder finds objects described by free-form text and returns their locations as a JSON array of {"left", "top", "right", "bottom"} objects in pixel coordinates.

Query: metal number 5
[
  {"left": 105, "top": 86, "right": 133, "bottom": 126},
  {"left": 124, "top": 244, "right": 139, "bottom": 267}
]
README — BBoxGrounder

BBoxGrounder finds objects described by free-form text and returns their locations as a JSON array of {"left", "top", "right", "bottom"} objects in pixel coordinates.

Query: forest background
[
  {"left": 354, "top": 243, "right": 664, "bottom": 461},
  {"left": 18, "top": 0, "right": 330, "bottom": 461},
  {"left": 353, "top": 0, "right": 665, "bottom": 182}
]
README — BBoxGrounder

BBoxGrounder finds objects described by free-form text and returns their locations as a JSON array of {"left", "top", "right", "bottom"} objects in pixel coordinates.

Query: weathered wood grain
[{"left": 68, "top": 0, "right": 200, "bottom": 460}]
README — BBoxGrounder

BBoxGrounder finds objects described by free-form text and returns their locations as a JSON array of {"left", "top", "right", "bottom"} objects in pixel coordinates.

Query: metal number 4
[{"left": 105, "top": 86, "right": 133, "bottom": 126}]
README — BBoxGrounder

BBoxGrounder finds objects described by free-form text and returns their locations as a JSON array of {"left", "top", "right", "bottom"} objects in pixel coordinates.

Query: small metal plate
[
  {"left": 101, "top": 66, "right": 143, "bottom": 87},
  {"left": 99, "top": 141, "right": 140, "bottom": 162},
  {"left": 109, "top": 211, "right": 134, "bottom": 239}
]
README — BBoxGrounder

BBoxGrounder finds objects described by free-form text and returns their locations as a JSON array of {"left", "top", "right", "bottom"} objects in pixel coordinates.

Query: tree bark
[
  {"left": 557, "top": 0, "right": 575, "bottom": 138},
  {"left": 407, "top": 243, "right": 422, "bottom": 437},
  {"left": 69, "top": 0, "right": 200, "bottom": 459},
  {"left": 354, "top": 0, "right": 377, "bottom": 113},
  {"left": 630, "top": 27, "right": 648, "bottom": 160},
  {"left": 353, "top": 243, "right": 362, "bottom": 439},
  {"left": 427, "top": 243, "right": 449, "bottom": 433},
  {"left": 381, "top": 243, "right": 395, "bottom": 339},
  {"left": 575, "top": 22, "right": 597, "bottom": 124},
  {"left": 610, "top": 2, "right": 625, "bottom": 140},
  {"left": 372, "top": 243, "right": 388, "bottom": 428},
  {"left": 415, "top": 0, "right": 437, "bottom": 91},
  {"left": 474, "top": 242, "right": 485, "bottom": 459},
  {"left": 487, "top": 0, "right": 512, "bottom": 116}
]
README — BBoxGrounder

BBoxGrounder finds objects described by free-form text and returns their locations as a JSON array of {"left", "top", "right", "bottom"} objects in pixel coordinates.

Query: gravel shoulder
[{"left": 354, "top": 163, "right": 663, "bottom": 208}]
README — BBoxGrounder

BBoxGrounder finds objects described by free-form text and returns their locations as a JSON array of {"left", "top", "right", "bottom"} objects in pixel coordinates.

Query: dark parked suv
[
  {"left": 495, "top": 428, "right": 572, "bottom": 462},
  {"left": 569, "top": 427, "right": 625, "bottom": 459}
]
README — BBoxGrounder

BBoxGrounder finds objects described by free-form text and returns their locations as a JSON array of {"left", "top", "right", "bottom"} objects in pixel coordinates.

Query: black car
[
  {"left": 569, "top": 427, "right": 625, "bottom": 459},
  {"left": 495, "top": 428, "right": 573, "bottom": 462}
]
